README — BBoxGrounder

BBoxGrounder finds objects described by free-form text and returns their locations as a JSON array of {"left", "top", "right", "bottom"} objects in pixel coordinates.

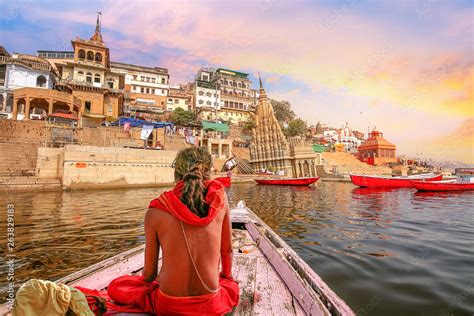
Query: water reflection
[{"left": 0, "top": 182, "right": 473, "bottom": 315}]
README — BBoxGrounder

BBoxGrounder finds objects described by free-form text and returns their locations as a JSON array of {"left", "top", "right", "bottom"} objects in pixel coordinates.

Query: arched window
[
  {"left": 94, "top": 74, "right": 101, "bottom": 83},
  {"left": 78, "top": 49, "right": 85, "bottom": 60},
  {"left": 77, "top": 71, "right": 84, "bottom": 80},
  {"left": 87, "top": 51, "right": 94, "bottom": 61},
  {"left": 86, "top": 72, "right": 93, "bottom": 83},
  {"left": 36, "top": 75, "right": 47, "bottom": 87},
  {"left": 95, "top": 52, "right": 102, "bottom": 63},
  {"left": 107, "top": 79, "right": 114, "bottom": 89}
]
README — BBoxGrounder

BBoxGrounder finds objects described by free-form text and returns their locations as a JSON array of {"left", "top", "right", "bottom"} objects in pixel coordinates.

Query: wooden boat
[
  {"left": 410, "top": 178, "right": 474, "bottom": 191},
  {"left": 350, "top": 173, "right": 442, "bottom": 188},
  {"left": 0, "top": 204, "right": 354, "bottom": 315},
  {"left": 214, "top": 176, "right": 231, "bottom": 188},
  {"left": 254, "top": 177, "right": 320, "bottom": 186}
]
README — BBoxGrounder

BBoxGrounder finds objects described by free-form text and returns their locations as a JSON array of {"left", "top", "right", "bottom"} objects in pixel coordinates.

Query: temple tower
[{"left": 249, "top": 75, "right": 293, "bottom": 176}]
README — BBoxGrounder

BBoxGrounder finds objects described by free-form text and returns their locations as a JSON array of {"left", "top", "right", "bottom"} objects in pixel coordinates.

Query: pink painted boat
[
  {"left": 0, "top": 206, "right": 354, "bottom": 315},
  {"left": 410, "top": 178, "right": 474, "bottom": 191},
  {"left": 350, "top": 173, "right": 442, "bottom": 188},
  {"left": 254, "top": 177, "right": 320, "bottom": 186},
  {"left": 214, "top": 176, "right": 231, "bottom": 188}
]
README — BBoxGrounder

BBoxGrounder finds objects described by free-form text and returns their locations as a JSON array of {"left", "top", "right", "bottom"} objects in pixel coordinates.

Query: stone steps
[
  {"left": 0, "top": 176, "right": 61, "bottom": 190},
  {"left": 0, "top": 142, "right": 39, "bottom": 176}
]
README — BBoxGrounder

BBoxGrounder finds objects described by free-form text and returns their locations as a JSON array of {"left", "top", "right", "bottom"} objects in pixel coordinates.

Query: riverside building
[{"left": 110, "top": 62, "right": 169, "bottom": 121}]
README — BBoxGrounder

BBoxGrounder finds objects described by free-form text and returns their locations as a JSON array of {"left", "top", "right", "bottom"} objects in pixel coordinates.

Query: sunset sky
[{"left": 1, "top": 0, "right": 472, "bottom": 163}]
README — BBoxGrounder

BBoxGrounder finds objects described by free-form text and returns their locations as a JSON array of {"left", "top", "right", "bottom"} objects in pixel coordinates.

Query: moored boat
[
  {"left": 0, "top": 204, "right": 354, "bottom": 315},
  {"left": 214, "top": 176, "right": 231, "bottom": 187},
  {"left": 410, "top": 178, "right": 474, "bottom": 191},
  {"left": 350, "top": 173, "right": 442, "bottom": 188},
  {"left": 254, "top": 176, "right": 320, "bottom": 186}
]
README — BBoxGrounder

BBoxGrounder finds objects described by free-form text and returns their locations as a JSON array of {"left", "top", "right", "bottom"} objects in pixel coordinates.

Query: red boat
[
  {"left": 214, "top": 176, "right": 231, "bottom": 188},
  {"left": 350, "top": 173, "right": 442, "bottom": 188},
  {"left": 410, "top": 179, "right": 474, "bottom": 191},
  {"left": 254, "top": 177, "right": 320, "bottom": 186}
]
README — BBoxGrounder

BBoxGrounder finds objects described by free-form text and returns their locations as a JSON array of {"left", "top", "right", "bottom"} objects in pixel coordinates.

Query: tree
[
  {"left": 168, "top": 108, "right": 195, "bottom": 126},
  {"left": 270, "top": 99, "right": 296, "bottom": 123},
  {"left": 242, "top": 115, "right": 256, "bottom": 136},
  {"left": 285, "top": 118, "right": 307, "bottom": 137}
]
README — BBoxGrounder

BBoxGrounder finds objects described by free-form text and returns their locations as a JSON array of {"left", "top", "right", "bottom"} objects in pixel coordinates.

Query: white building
[
  {"left": 1, "top": 48, "right": 57, "bottom": 117},
  {"left": 167, "top": 86, "right": 189, "bottom": 112},
  {"left": 194, "top": 68, "right": 220, "bottom": 111}
]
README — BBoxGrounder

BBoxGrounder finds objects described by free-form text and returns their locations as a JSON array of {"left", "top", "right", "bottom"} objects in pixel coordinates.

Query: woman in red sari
[{"left": 107, "top": 147, "right": 239, "bottom": 315}]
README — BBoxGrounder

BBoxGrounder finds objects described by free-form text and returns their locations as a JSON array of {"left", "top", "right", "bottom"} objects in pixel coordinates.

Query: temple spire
[
  {"left": 90, "top": 12, "right": 104, "bottom": 43},
  {"left": 96, "top": 12, "right": 101, "bottom": 33},
  {"left": 258, "top": 72, "right": 267, "bottom": 101}
]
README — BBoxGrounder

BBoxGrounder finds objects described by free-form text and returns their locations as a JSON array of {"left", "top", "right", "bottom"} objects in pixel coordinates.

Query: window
[
  {"left": 108, "top": 104, "right": 112, "bottom": 112},
  {"left": 238, "top": 82, "right": 242, "bottom": 87},
  {"left": 78, "top": 49, "right": 85, "bottom": 60},
  {"left": 233, "top": 82, "right": 237, "bottom": 87},
  {"left": 168, "top": 98, "right": 173, "bottom": 102},
  {"left": 161, "top": 90, "right": 165, "bottom": 94},
  {"left": 86, "top": 72, "right": 93, "bottom": 83},
  {"left": 224, "top": 101, "right": 228, "bottom": 107},
  {"left": 95, "top": 52, "right": 102, "bottom": 63},
  {"left": 242, "top": 83, "right": 246, "bottom": 89},
  {"left": 146, "top": 88, "right": 150, "bottom": 94},
  {"left": 151, "top": 78, "right": 156, "bottom": 83},
  {"left": 87, "top": 51, "right": 94, "bottom": 61},
  {"left": 198, "top": 91, "right": 204, "bottom": 96},
  {"left": 107, "top": 79, "right": 114, "bottom": 89},
  {"left": 146, "top": 77, "right": 150, "bottom": 82},
  {"left": 151, "top": 89, "right": 155, "bottom": 94},
  {"left": 77, "top": 71, "right": 84, "bottom": 76},
  {"left": 206, "top": 101, "right": 211, "bottom": 105},
  {"left": 141, "top": 87, "right": 145, "bottom": 93},
  {"left": 36, "top": 75, "right": 47, "bottom": 87},
  {"left": 132, "top": 85, "right": 136, "bottom": 91},
  {"left": 224, "top": 80, "right": 228, "bottom": 85},
  {"left": 133, "top": 75, "right": 138, "bottom": 80},
  {"left": 206, "top": 92, "right": 211, "bottom": 97},
  {"left": 161, "top": 78, "right": 166, "bottom": 84},
  {"left": 202, "top": 75, "right": 208, "bottom": 81},
  {"left": 94, "top": 74, "right": 101, "bottom": 83},
  {"left": 174, "top": 99, "right": 179, "bottom": 104},
  {"left": 198, "top": 100, "right": 204, "bottom": 105},
  {"left": 85, "top": 101, "right": 91, "bottom": 112}
]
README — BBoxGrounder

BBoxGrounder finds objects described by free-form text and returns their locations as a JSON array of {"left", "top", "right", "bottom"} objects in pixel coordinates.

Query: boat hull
[
  {"left": 254, "top": 177, "right": 320, "bottom": 186},
  {"left": 214, "top": 176, "right": 231, "bottom": 188},
  {"left": 350, "top": 174, "right": 442, "bottom": 188},
  {"left": 411, "top": 180, "right": 474, "bottom": 191}
]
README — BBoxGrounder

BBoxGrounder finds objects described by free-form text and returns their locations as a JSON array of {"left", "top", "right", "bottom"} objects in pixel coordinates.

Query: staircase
[{"left": 0, "top": 142, "right": 39, "bottom": 177}]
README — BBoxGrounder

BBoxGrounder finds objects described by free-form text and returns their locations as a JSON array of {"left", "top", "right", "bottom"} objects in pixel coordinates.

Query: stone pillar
[
  {"left": 12, "top": 98, "right": 18, "bottom": 120},
  {"left": 24, "top": 96, "right": 30, "bottom": 121},
  {"left": 218, "top": 143, "right": 222, "bottom": 159},
  {"left": 48, "top": 98, "right": 53, "bottom": 115}
]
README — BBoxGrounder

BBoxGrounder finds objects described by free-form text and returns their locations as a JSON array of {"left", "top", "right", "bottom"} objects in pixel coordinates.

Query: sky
[{"left": 1, "top": 0, "right": 473, "bottom": 163}]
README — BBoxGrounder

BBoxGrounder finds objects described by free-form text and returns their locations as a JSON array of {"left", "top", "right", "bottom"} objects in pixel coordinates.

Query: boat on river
[
  {"left": 0, "top": 204, "right": 354, "bottom": 315},
  {"left": 350, "top": 173, "right": 442, "bottom": 188},
  {"left": 214, "top": 176, "right": 231, "bottom": 188},
  {"left": 410, "top": 178, "right": 474, "bottom": 191},
  {"left": 254, "top": 177, "right": 320, "bottom": 186}
]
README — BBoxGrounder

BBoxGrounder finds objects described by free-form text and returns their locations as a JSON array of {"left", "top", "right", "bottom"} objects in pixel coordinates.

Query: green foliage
[
  {"left": 270, "top": 99, "right": 296, "bottom": 123},
  {"left": 285, "top": 118, "right": 307, "bottom": 137},
  {"left": 242, "top": 116, "right": 256, "bottom": 136},
  {"left": 168, "top": 108, "right": 195, "bottom": 125},
  {"left": 269, "top": 99, "right": 306, "bottom": 137}
]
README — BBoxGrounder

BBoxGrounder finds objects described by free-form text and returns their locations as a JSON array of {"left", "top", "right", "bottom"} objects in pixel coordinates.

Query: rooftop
[
  {"left": 110, "top": 61, "right": 168, "bottom": 75},
  {"left": 215, "top": 68, "right": 249, "bottom": 78}
]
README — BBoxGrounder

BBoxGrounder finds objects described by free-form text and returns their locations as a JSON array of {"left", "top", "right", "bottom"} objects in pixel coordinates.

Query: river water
[{"left": 0, "top": 182, "right": 473, "bottom": 315}]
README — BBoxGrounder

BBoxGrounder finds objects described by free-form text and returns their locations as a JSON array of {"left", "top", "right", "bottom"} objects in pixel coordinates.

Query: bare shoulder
[{"left": 145, "top": 207, "right": 164, "bottom": 225}]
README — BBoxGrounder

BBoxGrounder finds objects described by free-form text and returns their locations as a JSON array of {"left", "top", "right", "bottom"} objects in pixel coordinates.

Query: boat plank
[
  {"left": 230, "top": 255, "right": 257, "bottom": 315},
  {"left": 253, "top": 256, "right": 298, "bottom": 315},
  {"left": 246, "top": 222, "right": 330, "bottom": 316}
]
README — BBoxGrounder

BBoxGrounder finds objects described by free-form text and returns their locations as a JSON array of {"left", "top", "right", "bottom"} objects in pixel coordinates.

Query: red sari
[{"left": 80, "top": 180, "right": 239, "bottom": 315}]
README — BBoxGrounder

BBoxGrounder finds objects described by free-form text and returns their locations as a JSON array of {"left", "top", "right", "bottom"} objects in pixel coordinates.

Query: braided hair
[{"left": 173, "top": 147, "right": 212, "bottom": 217}]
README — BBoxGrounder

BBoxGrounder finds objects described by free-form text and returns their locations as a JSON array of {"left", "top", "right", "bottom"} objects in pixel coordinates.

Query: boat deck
[
  {"left": 109, "top": 229, "right": 305, "bottom": 315},
  {"left": 0, "top": 206, "right": 353, "bottom": 316}
]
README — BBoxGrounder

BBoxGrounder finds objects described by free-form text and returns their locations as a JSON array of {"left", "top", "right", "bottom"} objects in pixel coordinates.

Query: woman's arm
[
  {"left": 220, "top": 199, "right": 233, "bottom": 279},
  {"left": 143, "top": 208, "right": 160, "bottom": 282}
]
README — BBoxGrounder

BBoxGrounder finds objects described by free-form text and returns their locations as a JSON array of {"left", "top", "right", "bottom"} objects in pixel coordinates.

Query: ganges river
[{"left": 1, "top": 182, "right": 473, "bottom": 315}]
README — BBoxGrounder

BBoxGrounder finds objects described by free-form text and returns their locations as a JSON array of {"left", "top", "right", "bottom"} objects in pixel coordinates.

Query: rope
[{"left": 180, "top": 221, "right": 219, "bottom": 293}]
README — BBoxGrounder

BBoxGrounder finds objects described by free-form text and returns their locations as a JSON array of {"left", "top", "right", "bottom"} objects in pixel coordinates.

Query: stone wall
[
  {"left": 0, "top": 142, "right": 38, "bottom": 176},
  {"left": 0, "top": 119, "right": 166, "bottom": 148},
  {"left": 37, "top": 145, "right": 176, "bottom": 189}
]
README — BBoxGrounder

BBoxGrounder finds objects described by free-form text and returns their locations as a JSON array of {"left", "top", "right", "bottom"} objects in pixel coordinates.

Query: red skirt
[{"left": 105, "top": 275, "right": 239, "bottom": 315}]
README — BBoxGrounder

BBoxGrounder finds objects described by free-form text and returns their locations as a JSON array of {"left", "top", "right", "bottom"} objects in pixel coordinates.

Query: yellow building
[{"left": 54, "top": 14, "right": 123, "bottom": 126}]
